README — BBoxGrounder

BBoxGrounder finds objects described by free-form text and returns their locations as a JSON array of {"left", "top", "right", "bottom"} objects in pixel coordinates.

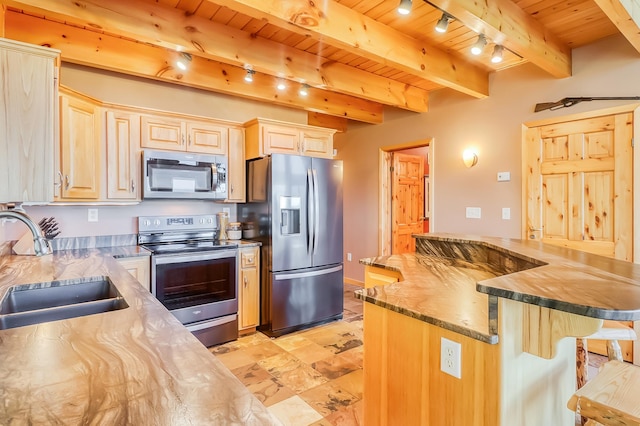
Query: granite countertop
[
  {"left": 357, "top": 234, "right": 640, "bottom": 344},
  {"left": 0, "top": 249, "right": 280, "bottom": 425}
]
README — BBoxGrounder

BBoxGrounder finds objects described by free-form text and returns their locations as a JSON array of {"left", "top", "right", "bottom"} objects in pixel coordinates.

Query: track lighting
[
  {"left": 435, "top": 13, "right": 451, "bottom": 33},
  {"left": 276, "top": 79, "right": 287, "bottom": 91},
  {"left": 299, "top": 83, "right": 310, "bottom": 97},
  {"left": 176, "top": 52, "right": 192, "bottom": 71},
  {"left": 470, "top": 34, "right": 487, "bottom": 56},
  {"left": 397, "top": 0, "right": 412, "bottom": 15},
  {"left": 244, "top": 69, "right": 255, "bottom": 82},
  {"left": 491, "top": 45, "right": 504, "bottom": 63}
]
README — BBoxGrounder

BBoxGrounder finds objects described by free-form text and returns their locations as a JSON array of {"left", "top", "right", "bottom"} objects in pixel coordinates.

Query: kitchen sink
[{"left": 0, "top": 276, "right": 128, "bottom": 330}]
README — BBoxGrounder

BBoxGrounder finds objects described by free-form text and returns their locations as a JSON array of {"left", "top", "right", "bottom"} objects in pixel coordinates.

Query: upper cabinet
[
  {"left": 58, "top": 88, "right": 101, "bottom": 200},
  {"left": 244, "top": 118, "right": 336, "bottom": 159},
  {"left": 106, "top": 109, "right": 141, "bottom": 200},
  {"left": 141, "top": 113, "right": 228, "bottom": 155},
  {"left": 227, "top": 127, "right": 246, "bottom": 203},
  {"left": 0, "top": 39, "right": 59, "bottom": 203}
]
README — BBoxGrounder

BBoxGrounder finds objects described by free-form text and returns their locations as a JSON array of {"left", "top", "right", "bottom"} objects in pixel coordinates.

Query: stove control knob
[
  {"left": 207, "top": 218, "right": 213, "bottom": 224},
  {"left": 199, "top": 218, "right": 205, "bottom": 225},
  {"left": 143, "top": 219, "right": 151, "bottom": 227},
  {"left": 154, "top": 219, "right": 161, "bottom": 226}
]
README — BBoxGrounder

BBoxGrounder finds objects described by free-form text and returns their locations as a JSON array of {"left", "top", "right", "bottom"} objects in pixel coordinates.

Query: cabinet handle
[
  {"left": 54, "top": 171, "right": 63, "bottom": 188},
  {"left": 65, "top": 175, "right": 70, "bottom": 190},
  {"left": 131, "top": 180, "right": 136, "bottom": 192},
  {"left": 244, "top": 276, "right": 248, "bottom": 288},
  {"left": 230, "top": 184, "right": 234, "bottom": 194},
  {"left": 301, "top": 141, "right": 305, "bottom": 152}
]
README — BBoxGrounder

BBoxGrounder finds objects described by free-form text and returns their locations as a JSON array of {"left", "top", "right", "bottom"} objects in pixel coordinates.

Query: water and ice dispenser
[{"left": 279, "top": 196, "right": 301, "bottom": 235}]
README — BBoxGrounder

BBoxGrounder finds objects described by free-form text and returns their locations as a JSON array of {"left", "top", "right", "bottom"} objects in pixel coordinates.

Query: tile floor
[
  {"left": 210, "top": 283, "right": 364, "bottom": 426},
  {"left": 210, "top": 283, "right": 611, "bottom": 426}
]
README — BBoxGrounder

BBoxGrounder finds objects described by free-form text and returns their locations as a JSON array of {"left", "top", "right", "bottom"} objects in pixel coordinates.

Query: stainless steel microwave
[{"left": 143, "top": 150, "right": 227, "bottom": 200}]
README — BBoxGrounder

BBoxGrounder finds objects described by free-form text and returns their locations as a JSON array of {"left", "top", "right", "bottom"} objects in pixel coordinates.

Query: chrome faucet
[{"left": 0, "top": 210, "right": 52, "bottom": 256}]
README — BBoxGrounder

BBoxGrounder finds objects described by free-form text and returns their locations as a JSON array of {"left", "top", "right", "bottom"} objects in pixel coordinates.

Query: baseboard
[{"left": 344, "top": 277, "right": 364, "bottom": 287}]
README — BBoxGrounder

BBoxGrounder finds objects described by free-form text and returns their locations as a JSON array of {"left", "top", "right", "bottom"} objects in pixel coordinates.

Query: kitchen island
[
  {"left": 0, "top": 248, "right": 280, "bottom": 425},
  {"left": 356, "top": 234, "right": 640, "bottom": 426}
]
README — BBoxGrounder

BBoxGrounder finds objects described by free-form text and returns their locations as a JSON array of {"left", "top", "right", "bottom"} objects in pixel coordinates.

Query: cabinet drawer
[{"left": 241, "top": 251, "right": 257, "bottom": 268}]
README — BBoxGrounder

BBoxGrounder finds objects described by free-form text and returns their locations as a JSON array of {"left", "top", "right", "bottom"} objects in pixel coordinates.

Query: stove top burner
[{"left": 141, "top": 240, "right": 238, "bottom": 255}]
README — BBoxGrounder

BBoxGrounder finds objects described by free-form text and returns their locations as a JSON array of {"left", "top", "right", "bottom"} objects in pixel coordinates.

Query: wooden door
[
  {"left": 106, "top": 110, "right": 140, "bottom": 200},
  {"left": 392, "top": 153, "right": 424, "bottom": 254},
  {"left": 141, "top": 115, "right": 185, "bottom": 151},
  {"left": 239, "top": 247, "right": 260, "bottom": 330},
  {"left": 301, "top": 129, "right": 334, "bottom": 158},
  {"left": 186, "top": 120, "right": 228, "bottom": 154},
  {"left": 261, "top": 123, "right": 300, "bottom": 155},
  {"left": 524, "top": 111, "right": 634, "bottom": 360}
]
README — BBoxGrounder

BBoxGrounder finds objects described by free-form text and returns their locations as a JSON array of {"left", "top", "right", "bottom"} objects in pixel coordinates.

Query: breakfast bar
[{"left": 356, "top": 234, "right": 640, "bottom": 425}]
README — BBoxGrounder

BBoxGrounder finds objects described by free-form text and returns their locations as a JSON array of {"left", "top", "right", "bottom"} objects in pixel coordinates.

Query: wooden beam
[
  {"left": 209, "top": 0, "right": 489, "bottom": 98},
  {"left": 592, "top": 0, "right": 640, "bottom": 54},
  {"left": 6, "top": 0, "right": 429, "bottom": 112},
  {"left": 307, "top": 112, "right": 348, "bottom": 133},
  {"left": 425, "top": 0, "right": 572, "bottom": 78},
  {"left": 5, "top": 12, "right": 383, "bottom": 123}
]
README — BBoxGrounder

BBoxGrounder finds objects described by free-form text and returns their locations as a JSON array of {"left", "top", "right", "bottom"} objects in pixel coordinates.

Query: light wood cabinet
[
  {"left": 0, "top": 39, "right": 59, "bottom": 203},
  {"left": 239, "top": 246, "right": 260, "bottom": 331},
  {"left": 141, "top": 113, "right": 228, "bottom": 155},
  {"left": 116, "top": 256, "right": 150, "bottom": 291},
  {"left": 106, "top": 109, "right": 140, "bottom": 200},
  {"left": 245, "top": 118, "right": 335, "bottom": 159},
  {"left": 227, "top": 127, "right": 246, "bottom": 202},
  {"left": 58, "top": 88, "right": 101, "bottom": 200}
]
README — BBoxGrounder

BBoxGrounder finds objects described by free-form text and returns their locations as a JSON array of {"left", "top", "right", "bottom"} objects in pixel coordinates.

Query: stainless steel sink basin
[{"left": 0, "top": 276, "right": 128, "bottom": 330}]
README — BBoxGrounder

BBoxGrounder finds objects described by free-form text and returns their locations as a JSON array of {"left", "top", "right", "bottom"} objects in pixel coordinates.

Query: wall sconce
[
  {"left": 176, "top": 52, "right": 192, "bottom": 71},
  {"left": 397, "top": 0, "right": 412, "bottom": 15},
  {"left": 462, "top": 149, "right": 478, "bottom": 168}
]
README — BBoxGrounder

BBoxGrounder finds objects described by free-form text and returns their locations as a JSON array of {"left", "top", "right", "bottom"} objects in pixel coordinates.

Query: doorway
[{"left": 379, "top": 139, "right": 433, "bottom": 256}]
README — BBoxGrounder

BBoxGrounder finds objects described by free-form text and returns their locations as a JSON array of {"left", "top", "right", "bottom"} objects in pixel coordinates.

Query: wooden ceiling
[{"left": 3, "top": 0, "right": 639, "bottom": 124}]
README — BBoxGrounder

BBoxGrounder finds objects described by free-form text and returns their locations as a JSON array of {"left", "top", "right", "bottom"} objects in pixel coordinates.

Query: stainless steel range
[{"left": 138, "top": 214, "right": 238, "bottom": 347}]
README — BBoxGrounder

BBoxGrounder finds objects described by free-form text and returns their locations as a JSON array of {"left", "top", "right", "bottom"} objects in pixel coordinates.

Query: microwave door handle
[{"left": 211, "top": 163, "right": 218, "bottom": 191}]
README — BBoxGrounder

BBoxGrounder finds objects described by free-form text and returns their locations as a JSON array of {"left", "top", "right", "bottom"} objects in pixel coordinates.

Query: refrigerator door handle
[
  {"left": 312, "top": 168, "right": 320, "bottom": 256},
  {"left": 307, "top": 168, "right": 314, "bottom": 255},
  {"left": 274, "top": 265, "right": 343, "bottom": 280}
]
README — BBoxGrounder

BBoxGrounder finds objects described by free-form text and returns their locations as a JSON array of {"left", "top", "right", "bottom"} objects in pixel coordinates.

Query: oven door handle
[
  {"left": 154, "top": 251, "right": 237, "bottom": 265},
  {"left": 186, "top": 314, "right": 237, "bottom": 332}
]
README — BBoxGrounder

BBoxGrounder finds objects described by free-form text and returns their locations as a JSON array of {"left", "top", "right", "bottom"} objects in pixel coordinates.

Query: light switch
[
  {"left": 466, "top": 207, "right": 481, "bottom": 219},
  {"left": 502, "top": 208, "right": 511, "bottom": 220},
  {"left": 88, "top": 209, "right": 98, "bottom": 222},
  {"left": 497, "top": 172, "right": 511, "bottom": 182}
]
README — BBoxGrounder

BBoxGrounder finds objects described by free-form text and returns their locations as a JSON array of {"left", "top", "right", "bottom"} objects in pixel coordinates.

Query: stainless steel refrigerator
[{"left": 241, "top": 154, "right": 343, "bottom": 337}]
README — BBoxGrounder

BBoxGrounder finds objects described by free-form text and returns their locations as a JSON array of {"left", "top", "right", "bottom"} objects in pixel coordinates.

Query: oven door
[{"left": 151, "top": 249, "right": 237, "bottom": 326}]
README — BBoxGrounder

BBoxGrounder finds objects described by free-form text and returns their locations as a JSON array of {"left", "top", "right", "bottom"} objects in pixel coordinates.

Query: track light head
[
  {"left": 276, "top": 79, "right": 287, "bottom": 91},
  {"left": 435, "top": 13, "right": 451, "bottom": 33},
  {"left": 470, "top": 34, "right": 487, "bottom": 56},
  {"left": 244, "top": 69, "right": 255, "bottom": 82},
  {"left": 397, "top": 0, "right": 412, "bottom": 15},
  {"left": 491, "top": 45, "right": 504, "bottom": 63},
  {"left": 299, "top": 83, "right": 310, "bottom": 97},
  {"left": 176, "top": 52, "right": 192, "bottom": 71}
]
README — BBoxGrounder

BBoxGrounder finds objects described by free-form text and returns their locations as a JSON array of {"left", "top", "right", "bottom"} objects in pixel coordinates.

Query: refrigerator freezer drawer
[{"left": 269, "top": 264, "right": 344, "bottom": 334}]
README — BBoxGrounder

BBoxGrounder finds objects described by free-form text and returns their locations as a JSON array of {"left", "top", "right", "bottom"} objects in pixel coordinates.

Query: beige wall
[{"left": 335, "top": 34, "right": 640, "bottom": 283}]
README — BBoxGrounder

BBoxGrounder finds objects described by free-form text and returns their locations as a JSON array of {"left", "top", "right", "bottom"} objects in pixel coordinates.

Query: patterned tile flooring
[{"left": 210, "top": 283, "right": 365, "bottom": 426}]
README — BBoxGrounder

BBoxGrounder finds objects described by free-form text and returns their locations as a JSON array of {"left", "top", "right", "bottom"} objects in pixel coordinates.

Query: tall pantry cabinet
[{"left": 0, "top": 39, "right": 59, "bottom": 203}]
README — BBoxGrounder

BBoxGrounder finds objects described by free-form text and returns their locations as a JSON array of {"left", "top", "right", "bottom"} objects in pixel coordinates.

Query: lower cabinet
[
  {"left": 239, "top": 246, "right": 260, "bottom": 331},
  {"left": 116, "top": 256, "right": 151, "bottom": 292}
]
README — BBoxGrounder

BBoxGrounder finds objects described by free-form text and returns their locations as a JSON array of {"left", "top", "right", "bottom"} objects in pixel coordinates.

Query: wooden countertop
[
  {"left": 0, "top": 249, "right": 280, "bottom": 425},
  {"left": 357, "top": 234, "right": 640, "bottom": 344}
]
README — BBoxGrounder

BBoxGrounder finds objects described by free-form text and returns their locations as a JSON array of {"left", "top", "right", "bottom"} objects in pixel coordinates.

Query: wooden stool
[{"left": 568, "top": 360, "right": 640, "bottom": 425}]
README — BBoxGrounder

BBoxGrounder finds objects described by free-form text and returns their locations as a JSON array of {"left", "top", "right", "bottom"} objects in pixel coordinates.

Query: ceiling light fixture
[
  {"left": 435, "top": 13, "right": 452, "bottom": 33},
  {"left": 299, "top": 83, "right": 310, "bottom": 97},
  {"left": 470, "top": 34, "right": 487, "bottom": 56},
  {"left": 397, "top": 0, "right": 412, "bottom": 15},
  {"left": 276, "top": 79, "right": 287, "bottom": 91},
  {"left": 176, "top": 52, "right": 192, "bottom": 71},
  {"left": 491, "top": 45, "right": 504, "bottom": 63},
  {"left": 244, "top": 69, "right": 255, "bottom": 83}
]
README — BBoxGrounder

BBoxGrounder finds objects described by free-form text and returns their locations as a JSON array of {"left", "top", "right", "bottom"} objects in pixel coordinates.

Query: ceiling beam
[
  {"left": 592, "top": 0, "right": 640, "bottom": 53},
  {"left": 209, "top": 0, "right": 489, "bottom": 98},
  {"left": 424, "top": 0, "right": 572, "bottom": 78},
  {"left": 5, "top": 11, "right": 383, "bottom": 123},
  {"left": 6, "top": 0, "right": 429, "bottom": 113}
]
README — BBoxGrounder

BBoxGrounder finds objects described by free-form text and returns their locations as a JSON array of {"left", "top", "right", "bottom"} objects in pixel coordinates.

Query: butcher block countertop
[
  {"left": 357, "top": 234, "right": 640, "bottom": 344},
  {"left": 0, "top": 249, "right": 280, "bottom": 425}
]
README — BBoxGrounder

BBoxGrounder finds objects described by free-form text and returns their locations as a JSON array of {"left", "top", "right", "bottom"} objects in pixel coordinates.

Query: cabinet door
[
  {"left": 141, "top": 115, "right": 185, "bottom": 151},
  {"left": 227, "top": 127, "right": 245, "bottom": 202},
  {"left": 187, "top": 121, "right": 228, "bottom": 154},
  {"left": 116, "top": 256, "right": 150, "bottom": 291},
  {"left": 106, "top": 110, "right": 140, "bottom": 199},
  {"left": 59, "top": 93, "right": 100, "bottom": 199},
  {"left": 239, "top": 247, "right": 260, "bottom": 330},
  {"left": 301, "top": 129, "right": 334, "bottom": 158},
  {"left": 262, "top": 124, "right": 300, "bottom": 155},
  {"left": 0, "top": 40, "right": 57, "bottom": 203}
]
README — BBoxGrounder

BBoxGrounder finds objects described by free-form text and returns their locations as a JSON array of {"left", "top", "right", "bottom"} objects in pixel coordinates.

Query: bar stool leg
[
  {"left": 576, "top": 338, "right": 589, "bottom": 426},
  {"left": 606, "top": 339, "right": 623, "bottom": 362}
]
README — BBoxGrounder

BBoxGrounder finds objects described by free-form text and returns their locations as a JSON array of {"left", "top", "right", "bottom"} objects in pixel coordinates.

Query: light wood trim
[
  {"left": 343, "top": 277, "right": 364, "bottom": 287},
  {"left": 5, "top": 1, "right": 428, "bottom": 113},
  {"left": 592, "top": 0, "right": 640, "bottom": 54},
  {"left": 210, "top": 0, "right": 489, "bottom": 98},
  {"left": 614, "top": 112, "right": 634, "bottom": 262},
  {"left": 524, "top": 103, "right": 640, "bottom": 127},
  {"left": 307, "top": 113, "right": 348, "bottom": 133},
  {"left": 364, "top": 266, "right": 402, "bottom": 288},
  {"left": 5, "top": 11, "right": 383, "bottom": 124}
]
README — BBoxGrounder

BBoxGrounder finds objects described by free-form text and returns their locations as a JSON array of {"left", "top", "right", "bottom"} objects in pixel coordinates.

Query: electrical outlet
[
  {"left": 441, "top": 337, "right": 462, "bottom": 379},
  {"left": 347, "top": 252, "right": 352, "bottom": 261},
  {"left": 88, "top": 209, "right": 98, "bottom": 222},
  {"left": 502, "top": 207, "right": 511, "bottom": 220},
  {"left": 465, "top": 207, "right": 481, "bottom": 219},
  {"left": 222, "top": 207, "right": 230, "bottom": 216}
]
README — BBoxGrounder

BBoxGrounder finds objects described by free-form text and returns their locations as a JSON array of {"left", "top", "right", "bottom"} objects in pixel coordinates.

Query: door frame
[
  {"left": 379, "top": 138, "right": 434, "bottom": 256},
  {"left": 522, "top": 103, "right": 640, "bottom": 366}
]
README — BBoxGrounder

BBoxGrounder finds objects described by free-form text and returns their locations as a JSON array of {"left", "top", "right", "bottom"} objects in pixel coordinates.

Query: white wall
[{"left": 335, "top": 34, "right": 640, "bottom": 282}]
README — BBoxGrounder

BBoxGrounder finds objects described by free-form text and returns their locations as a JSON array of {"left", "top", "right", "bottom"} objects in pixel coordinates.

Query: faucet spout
[{"left": 1, "top": 210, "right": 52, "bottom": 256}]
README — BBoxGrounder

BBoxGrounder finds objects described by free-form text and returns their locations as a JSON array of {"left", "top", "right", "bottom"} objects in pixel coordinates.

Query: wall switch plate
[
  {"left": 347, "top": 253, "right": 352, "bottom": 261},
  {"left": 222, "top": 207, "right": 230, "bottom": 216},
  {"left": 502, "top": 207, "right": 511, "bottom": 220},
  {"left": 466, "top": 207, "right": 481, "bottom": 219},
  {"left": 497, "top": 172, "right": 511, "bottom": 182},
  {"left": 88, "top": 209, "right": 98, "bottom": 222},
  {"left": 441, "top": 337, "right": 462, "bottom": 379}
]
